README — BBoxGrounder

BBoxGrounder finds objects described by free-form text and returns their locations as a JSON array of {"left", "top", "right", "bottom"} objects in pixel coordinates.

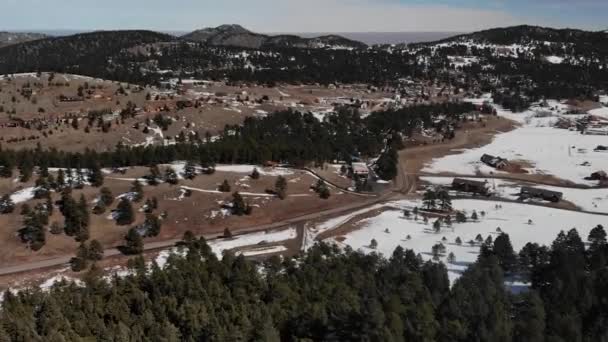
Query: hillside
[
  {"left": 436, "top": 25, "right": 608, "bottom": 45},
  {"left": 0, "top": 30, "right": 176, "bottom": 77},
  {"left": 182, "top": 24, "right": 367, "bottom": 49},
  {"left": 414, "top": 25, "right": 608, "bottom": 56},
  {"left": 0, "top": 32, "right": 48, "bottom": 48}
]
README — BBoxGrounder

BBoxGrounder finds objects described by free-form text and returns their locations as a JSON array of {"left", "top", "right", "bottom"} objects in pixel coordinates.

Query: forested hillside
[
  {"left": 0, "top": 26, "right": 605, "bottom": 104},
  {"left": 1, "top": 225, "right": 607, "bottom": 341},
  {"left": 0, "top": 102, "right": 474, "bottom": 171},
  {"left": 0, "top": 30, "right": 175, "bottom": 80}
]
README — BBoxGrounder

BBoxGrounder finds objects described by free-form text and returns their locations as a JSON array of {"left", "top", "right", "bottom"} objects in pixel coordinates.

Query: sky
[{"left": 1, "top": 0, "right": 606, "bottom": 33}]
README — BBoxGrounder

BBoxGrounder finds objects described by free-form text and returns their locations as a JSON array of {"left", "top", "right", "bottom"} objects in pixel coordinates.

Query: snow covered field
[
  {"left": 328, "top": 199, "right": 607, "bottom": 283},
  {"left": 155, "top": 227, "right": 297, "bottom": 268},
  {"left": 421, "top": 176, "right": 608, "bottom": 213},
  {"left": 423, "top": 104, "right": 608, "bottom": 185}
]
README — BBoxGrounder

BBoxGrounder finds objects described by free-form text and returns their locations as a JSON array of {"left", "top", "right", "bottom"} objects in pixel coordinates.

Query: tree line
[{"left": 0, "top": 224, "right": 607, "bottom": 341}]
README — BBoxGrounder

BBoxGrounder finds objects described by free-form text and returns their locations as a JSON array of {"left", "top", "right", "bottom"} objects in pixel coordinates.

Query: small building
[
  {"left": 58, "top": 95, "right": 84, "bottom": 102},
  {"left": 520, "top": 186, "right": 563, "bottom": 203},
  {"left": 452, "top": 178, "right": 490, "bottom": 195},
  {"left": 480, "top": 154, "right": 508, "bottom": 169},
  {"left": 595, "top": 145, "right": 608, "bottom": 152},
  {"left": 588, "top": 171, "right": 608, "bottom": 181},
  {"left": 351, "top": 162, "right": 369, "bottom": 178}
]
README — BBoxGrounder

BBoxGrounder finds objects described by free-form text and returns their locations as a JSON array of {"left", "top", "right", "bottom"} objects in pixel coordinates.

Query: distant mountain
[
  {"left": 0, "top": 32, "right": 48, "bottom": 48},
  {"left": 424, "top": 25, "right": 608, "bottom": 46},
  {"left": 182, "top": 24, "right": 367, "bottom": 49}
]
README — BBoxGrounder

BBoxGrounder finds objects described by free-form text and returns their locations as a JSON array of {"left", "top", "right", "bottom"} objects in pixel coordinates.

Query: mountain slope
[
  {"left": 0, "top": 32, "right": 48, "bottom": 48},
  {"left": 182, "top": 24, "right": 367, "bottom": 49},
  {"left": 0, "top": 30, "right": 176, "bottom": 75},
  {"left": 441, "top": 25, "right": 607, "bottom": 45}
]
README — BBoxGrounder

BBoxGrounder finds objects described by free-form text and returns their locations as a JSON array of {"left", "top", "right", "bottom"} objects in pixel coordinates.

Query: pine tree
[
  {"left": 447, "top": 252, "right": 456, "bottom": 263},
  {"left": 183, "top": 161, "right": 197, "bottom": 180},
  {"left": 223, "top": 227, "right": 233, "bottom": 238},
  {"left": 56, "top": 169, "right": 66, "bottom": 189},
  {"left": 130, "top": 180, "right": 143, "bottom": 202},
  {"left": 88, "top": 240, "right": 104, "bottom": 261},
  {"left": 250, "top": 168, "right": 260, "bottom": 180},
  {"left": 423, "top": 190, "right": 437, "bottom": 210},
  {"left": 75, "top": 195, "right": 90, "bottom": 242},
  {"left": 73, "top": 169, "right": 85, "bottom": 189},
  {"left": 218, "top": 180, "right": 231, "bottom": 192},
  {"left": 100, "top": 187, "right": 113, "bottom": 206},
  {"left": 275, "top": 176, "right": 287, "bottom": 200},
  {"left": 456, "top": 211, "right": 467, "bottom": 223},
  {"left": 124, "top": 228, "right": 143, "bottom": 255},
  {"left": 376, "top": 145, "right": 398, "bottom": 181},
  {"left": 231, "top": 192, "right": 248, "bottom": 216},
  {"left": 116, "top": 198, "right": 135, "bottom": 226},
  {"left": 164, "top": 167, "right": 179, "bottom": 185},
  {"left": 88, "top": 163, "right": 104, "bottom": 187},
  {"left": 471, "top": 210, "right": 479, "bottom": 221},
  {"left": 147, "top": 165, "right": 161, "bottom": 185},
  {"left": 144, "top": 214, "right": 162, "bottom": 237},
  {"left": 433, "top": 219, "right": 441, "bottom": 233},
  {"left": 437, "top": 189, "right": 452, "bottom": 211},
  {"left": 0, "top": 194, "right": 15, "bottom": 214},
  {"left": 370, "top": 239, "right": 378, "bottom": 249},
  {"left": 494, "top": 233, "right": 517, "bottom": 273},
  {"left": 314, "top": 179, "right": 331, "bottom": 199}
]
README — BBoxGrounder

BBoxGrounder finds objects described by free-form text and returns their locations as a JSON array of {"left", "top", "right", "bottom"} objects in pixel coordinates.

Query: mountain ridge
[
  {"left": 415, "top": 25, "right": 608, "bottom": 46},
  {"left": 0, "top": 31, "right": 48, "bottom": 48},
  {"left": 181, "top": 24, "right": 368, "bottom": 49}
]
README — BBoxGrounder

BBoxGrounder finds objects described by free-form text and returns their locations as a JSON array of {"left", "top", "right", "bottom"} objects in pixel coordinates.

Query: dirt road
[{"left": 0, "top": 187, "right": 399, "bottom": 277}]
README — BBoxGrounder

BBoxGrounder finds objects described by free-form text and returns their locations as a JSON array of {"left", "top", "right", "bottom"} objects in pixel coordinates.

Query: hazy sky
[{"left": 1, "top": 0, "right": 606, "bottom": 32}]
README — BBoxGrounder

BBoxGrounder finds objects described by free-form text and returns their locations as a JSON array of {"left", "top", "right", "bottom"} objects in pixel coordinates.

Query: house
[
  {"left": 588, "top": 171, "right": 608, "bottom": 181},
  {"left": 480, "top": 154, "right": 508, "bottom": 169},
  {"left": 520, "top": 187, "right": 563, "bottom": 203},
  {"left": 58, "top": 95, "right": 84, "bottom": 102},
  {"left": 351, "top": 162, "right": 369, "bottom": 178},
  {"left": 594, "top": 145, "right": 608, "bottom": 152},
  {"left": 585, "top": 128, "right": 608, "bottom": 136},
  {"left": 452, "top": 178, "right": 490, "bottom": 195}
]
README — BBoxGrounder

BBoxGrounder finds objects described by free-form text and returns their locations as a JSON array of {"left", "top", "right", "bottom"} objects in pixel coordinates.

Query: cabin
[
  {"left": 480, "top": 154, "right": 508, "bottom": 169},
  {"left": 588, "top": 171, "right": 608, "bottom": 181},
  {"left": 351, "top": 162, "right": 369, "bottom": 179},
  {"left": 452, "top": 178, "right": 490, "bottom": 196},
  {"left": 595, "top": 145, "right": 608, "bottom": 152},
  {"left": 59, "top": 95, "right": 84, "bottom": 102},
  {"left": 520, "top": 186, "right": 563, "bottom": 203},
  {"left": 585, "top": 128, "right": 608, "bottom": 136}
]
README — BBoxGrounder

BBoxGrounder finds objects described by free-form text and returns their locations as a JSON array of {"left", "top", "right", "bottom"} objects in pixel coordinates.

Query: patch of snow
[
  {"left": 238, "top": 245, "right": 288, "bottom": 256},
  {"left": 10, "top": 187, "right": 37, "bottom": 204},
  {"left": 214, "top": 164, "right": 294, "bottom": 176},
  {"left": 39, "top": 275, "right": 83, "bottom": 290},
  {"left": 155, "top": 227, "right": 297, "bottom": 267},
  {"left": 545, "top": 56, "right": 564, "bottom": 64}
]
